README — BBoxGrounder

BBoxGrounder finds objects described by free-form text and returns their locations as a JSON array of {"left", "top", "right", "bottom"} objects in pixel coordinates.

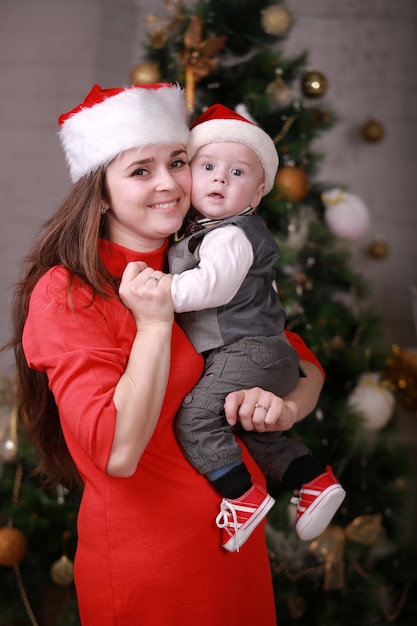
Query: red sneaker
[
  {"left": 291, "top": 466, "right": 346, "bottom": 541},
  {"left": 215, "top": 483, "right": 275, "bottom": 552}
]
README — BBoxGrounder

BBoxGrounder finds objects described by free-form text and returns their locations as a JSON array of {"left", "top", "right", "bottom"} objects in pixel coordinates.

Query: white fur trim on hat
[
  {"left": 59, "top": 84, "right": 190, "bottom": 183},
  {"left": 188, "top": 113, "right": 278, "bottom": 195}
]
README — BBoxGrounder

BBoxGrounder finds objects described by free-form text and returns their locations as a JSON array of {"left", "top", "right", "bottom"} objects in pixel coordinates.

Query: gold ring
[{"left": 254, "top": 402, "right": 268, "bottom": 411}]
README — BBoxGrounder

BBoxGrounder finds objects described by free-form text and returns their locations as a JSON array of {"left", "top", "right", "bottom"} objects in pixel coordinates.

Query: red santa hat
[
  {"left": 58, "top": 83, "right": 190, "bottom": 183},
  {"left": 187, "top": 103, "right": 278, "bottom": 195}
]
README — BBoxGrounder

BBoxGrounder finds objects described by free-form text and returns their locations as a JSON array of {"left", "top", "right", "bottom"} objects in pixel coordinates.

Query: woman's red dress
[{"left": 23, "top": 239, "right": 322, "bottom": 626}]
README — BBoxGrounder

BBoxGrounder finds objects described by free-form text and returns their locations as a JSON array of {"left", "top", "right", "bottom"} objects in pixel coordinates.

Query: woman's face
[{"left": 104, "top": 144, "right": 191, "bottom": 251}]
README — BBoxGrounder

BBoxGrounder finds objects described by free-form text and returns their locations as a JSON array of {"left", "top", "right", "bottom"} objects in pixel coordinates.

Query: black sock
[
  {"left": 282, "top": 454, "right": 324, "bottom": 490},
  {"left": 209, "top": 463, "right": 253, "bottom": 499}
]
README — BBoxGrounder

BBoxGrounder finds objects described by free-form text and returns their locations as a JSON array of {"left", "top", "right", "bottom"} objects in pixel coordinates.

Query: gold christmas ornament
[
  {"left": 130, "top": 62, "right": 161, "bottom": 85},
  {"left": 274, "top": 166, "right": 309, "bottom": 202},
  {"left": 0, "top": 526, "right": 28, "bottom": 567},
  {"left": 384, "top": 345, "right": 417, "bottom": 414},
  {"left": 360, "top": 118, "right": 385, "bottom": 143},
  {"left": 261, "top": 5, "right": 292, "bottom": 36},
  {"left": 367, "top": 234, "right": 389, "bottom": 259},
  {"left": 50, "top": 555, "right": 74, "bottom": 586},
  {"left": 302, "top": 70, "right": 328, "bottom": 99},
  {"left": 266, "top": 70, "right": 291, "bottom": 106}
]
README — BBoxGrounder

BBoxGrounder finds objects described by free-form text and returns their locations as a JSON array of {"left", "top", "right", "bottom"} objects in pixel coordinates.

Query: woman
[{"left": 9, "top": 83, "right": 324, "bottom": 625}]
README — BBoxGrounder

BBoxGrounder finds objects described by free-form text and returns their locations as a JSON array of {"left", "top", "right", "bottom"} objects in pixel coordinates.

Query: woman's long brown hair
[{"left": 5, "top": 168, "right": 119, "bottom": 487}]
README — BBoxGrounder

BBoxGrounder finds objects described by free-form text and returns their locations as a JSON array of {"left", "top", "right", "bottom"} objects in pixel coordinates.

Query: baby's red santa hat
[
  {"left": 187, "top": 103, "right": 279, "bottom": 195},
  {"left": 58, "top": 83, "right": 190, "bottom": 183}
]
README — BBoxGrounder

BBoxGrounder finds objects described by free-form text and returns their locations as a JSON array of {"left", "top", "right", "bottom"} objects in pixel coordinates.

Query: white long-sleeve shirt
[{"left": 170, "top": 225, "right": 254, "bottom": 313}]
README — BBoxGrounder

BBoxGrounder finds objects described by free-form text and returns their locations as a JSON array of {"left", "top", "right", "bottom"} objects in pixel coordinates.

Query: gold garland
[
  {"left": 269, "top": 550, "right": 324, "bottom": 581},
  {"left": 273, "top": 114, "right": 296, "bottom": 145},
  {"left": 353, "top": 559, "right": 411, "bottom": 622},
  {"left": 11, "top": 463, "right": 40, "bottom": 626},
  {"left": 380, "top": 582, "right": 411, "bottom": 623},
  {"left": 13, "top": 562, "right": 39, "bottom": 626}
]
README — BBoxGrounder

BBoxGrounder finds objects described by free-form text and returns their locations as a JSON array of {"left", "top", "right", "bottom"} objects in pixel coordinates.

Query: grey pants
[{"left": 175, "top": 335, "right": 311, "bottom": 481}]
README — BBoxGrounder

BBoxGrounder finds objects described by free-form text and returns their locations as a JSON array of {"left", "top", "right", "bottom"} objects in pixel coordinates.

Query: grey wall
[
  {"left": 1, "top": 0, "right": 416, "bottom": 374},
  {"left": 285, "top": 0, "right": 417, "bottom": 352}
]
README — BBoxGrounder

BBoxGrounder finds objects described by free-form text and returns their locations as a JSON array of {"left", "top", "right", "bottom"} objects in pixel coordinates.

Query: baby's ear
[{"left": 251, "top": 182, "right": 265, "bottom": 209}]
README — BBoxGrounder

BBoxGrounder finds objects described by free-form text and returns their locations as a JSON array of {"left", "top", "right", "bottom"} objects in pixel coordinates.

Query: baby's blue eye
[
  {"left": 203, "top": 163, "right": 214, "bottom": 171},
  {"left": 232, "top": 169, "right": 243, "bottom": 176}
]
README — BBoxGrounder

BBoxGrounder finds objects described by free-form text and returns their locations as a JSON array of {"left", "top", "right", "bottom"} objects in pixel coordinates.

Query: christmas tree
[
  {"left": 131, "top": 2, "right": 416, "bottom": 624},
  {"left": 0, "top": 370, "right": 80, "bottom": 625},
  {"left": 1, "top": 1, "right": 416, "bottom": 624}
]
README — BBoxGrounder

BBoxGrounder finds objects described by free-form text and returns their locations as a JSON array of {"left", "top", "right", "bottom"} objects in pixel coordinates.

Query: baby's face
[{"left": 190, "top": 141, "right": 265, "bottom": 220}]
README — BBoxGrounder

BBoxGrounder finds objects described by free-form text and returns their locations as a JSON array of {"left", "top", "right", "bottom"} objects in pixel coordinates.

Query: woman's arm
[
  {"left": 279, "top": 359, "right": 324, "bottom": 426},
  {"left": 107, "top": 262, "right": 175, "bottom": 477},
  {"left": 24, "top": 263, "right": 175, "bottom": 478}
]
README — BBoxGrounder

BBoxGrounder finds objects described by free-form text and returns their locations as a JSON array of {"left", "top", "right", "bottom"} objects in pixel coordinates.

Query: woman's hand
[
  {"left": 119, "top": 261, "right": 174, "bottom": 326},
  {"left": 224, "top": 361, "right": 324, "bottom": 434},
  {"left": 224, "top": 387, "right": 296, "bottom": 433}
]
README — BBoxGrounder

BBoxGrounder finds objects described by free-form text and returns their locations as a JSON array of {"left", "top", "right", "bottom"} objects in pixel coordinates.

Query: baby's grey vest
[{"left": 168, "top": 214, "right": 286, "bottom": 354}]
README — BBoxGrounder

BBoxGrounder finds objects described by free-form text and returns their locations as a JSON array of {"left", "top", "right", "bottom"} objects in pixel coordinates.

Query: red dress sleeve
[
  {"left": 23, "top": 266, "right": 130, "bottom": 473},
  {"left": 284, "top": 329, "right": 325, "bottom": 380}
]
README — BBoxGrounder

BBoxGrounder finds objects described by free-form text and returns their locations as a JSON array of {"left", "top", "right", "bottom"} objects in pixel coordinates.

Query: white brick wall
[{"left": 1, "top": 0, "right": 416, "bottom": 372}]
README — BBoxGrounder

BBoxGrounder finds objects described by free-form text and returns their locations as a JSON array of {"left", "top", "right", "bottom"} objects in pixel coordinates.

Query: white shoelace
[{"left": 215, "top": 499, "right": 241, "bottom": 551}]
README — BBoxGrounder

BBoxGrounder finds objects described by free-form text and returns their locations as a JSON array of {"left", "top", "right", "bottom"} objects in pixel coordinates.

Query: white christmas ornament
[
  {"left": 347, "top": 372, "right": 395, "bottom": 431},
  {"left": 322, "top": 188, "right": 371, "bottom": 241}
]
